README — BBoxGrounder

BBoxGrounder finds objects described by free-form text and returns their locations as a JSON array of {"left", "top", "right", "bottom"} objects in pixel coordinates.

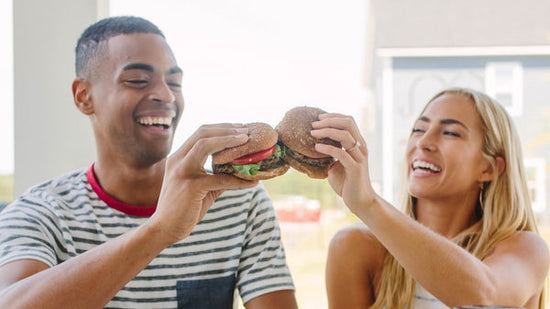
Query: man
[{"left": 0, "top": 16, "right": 297, "bottom": 308}]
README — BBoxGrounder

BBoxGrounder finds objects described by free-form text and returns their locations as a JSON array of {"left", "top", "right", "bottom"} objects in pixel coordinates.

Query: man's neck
[{"left": 92, "top": 159, "right": 166, "bottom": 207}]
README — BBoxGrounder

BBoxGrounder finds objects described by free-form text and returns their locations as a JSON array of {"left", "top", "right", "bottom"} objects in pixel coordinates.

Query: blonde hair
[{"left": 371, "top": 87, "right": 546, "bottom": 309}]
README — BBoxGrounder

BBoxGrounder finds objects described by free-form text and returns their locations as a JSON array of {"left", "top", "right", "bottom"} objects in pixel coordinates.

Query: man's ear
[
  {"left": 479, "top": 156, "right": 506, "bottom": 182},
  {"left": 72, "top": 78, "right": 94, "bottom": 115}
]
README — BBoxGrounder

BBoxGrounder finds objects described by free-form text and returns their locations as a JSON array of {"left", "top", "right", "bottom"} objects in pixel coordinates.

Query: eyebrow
[
  {"left": 417, "top": 116, "right": 470, "bottom": 131},
  {"left": 122, "top": 63, "right": 183, "bottom": 75}
]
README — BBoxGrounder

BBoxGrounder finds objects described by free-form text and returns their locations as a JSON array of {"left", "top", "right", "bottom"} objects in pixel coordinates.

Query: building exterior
[{"left": 368, "top": 0, "right": 550, "bottom": 216}]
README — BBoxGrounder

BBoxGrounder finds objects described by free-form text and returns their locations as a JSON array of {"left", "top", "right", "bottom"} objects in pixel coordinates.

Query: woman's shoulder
[
  {"left": 329, "top": 223, "right": 387, "bottom": 273},
  {"left": 326, "top": 223, "right": 388, "bottom": 305},
  {"left": 488, "top": 230, "right": 549, "bottom": 287},
  {"left": 331, "top": 222, "right": 383, "bottom": 246},
  {"left": 489, "top": 230, "right": 549, "bottom": 308},
  {"left": 493, "top": 230, "right": 550, "bottom": 260}
]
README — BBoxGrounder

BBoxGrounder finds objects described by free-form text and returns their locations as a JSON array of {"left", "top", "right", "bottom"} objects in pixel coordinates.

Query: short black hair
[{"left": 75, "top": 16, "right": 165, "bottom": 78}]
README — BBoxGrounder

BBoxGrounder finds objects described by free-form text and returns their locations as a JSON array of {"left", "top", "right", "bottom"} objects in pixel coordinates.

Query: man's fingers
[
  {"left": 175, "top": 123, "right": 249, "bottom": 157},
  {"left": 172, "top": 133, "right": 251, "bottom": 174},
  {"left": 203, "top": 174, "right": 259, "bottom": 191}
]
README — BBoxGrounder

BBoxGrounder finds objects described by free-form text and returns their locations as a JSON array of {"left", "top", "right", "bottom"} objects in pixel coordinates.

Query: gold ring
[{"left": 346, "top": 140, "right": 361, "bottom": 152}]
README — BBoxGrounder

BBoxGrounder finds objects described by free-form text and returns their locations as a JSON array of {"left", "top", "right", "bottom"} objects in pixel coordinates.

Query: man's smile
[{"left": 136, "top": 110, "right": 176, "bottom": 129}]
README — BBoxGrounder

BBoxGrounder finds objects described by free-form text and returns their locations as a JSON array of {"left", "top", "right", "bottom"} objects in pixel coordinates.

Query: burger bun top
[
  {"left": 212, "top": 122, "right": 278, "bottom": 165},
  {"left": 276, "top": 106, "right": 341, "bottom": 159}
]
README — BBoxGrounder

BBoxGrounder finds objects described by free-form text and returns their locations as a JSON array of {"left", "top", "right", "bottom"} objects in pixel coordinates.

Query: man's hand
[{"left": 149, "top": 123, "right": 259, "bottom": 245}]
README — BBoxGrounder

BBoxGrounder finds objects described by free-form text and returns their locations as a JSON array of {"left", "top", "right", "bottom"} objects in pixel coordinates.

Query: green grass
[
  {"left": 262, "top": 169, "right": 340, "bottom": 210},
  {"left": 0, "top": 174, "right": 13, "bottom": 202}
]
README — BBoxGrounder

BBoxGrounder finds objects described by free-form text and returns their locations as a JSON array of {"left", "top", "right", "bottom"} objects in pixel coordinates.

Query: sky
[
  {"left": 110, "top": 0, "right": 369, "bottom": 153},
  {"left": 0, "top": 0, "right": 369, "bottom": 174}
]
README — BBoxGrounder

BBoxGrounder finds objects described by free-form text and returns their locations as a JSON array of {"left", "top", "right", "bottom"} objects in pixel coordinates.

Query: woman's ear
[
  {"left": 72, "top": 78, "right": 94, "bottom": 115},
  {"left": 495, "top": 156, "right": 505, "bottom": 176},
  {"left": 479, "top": 156, "right": 506, "bottom": 182}
]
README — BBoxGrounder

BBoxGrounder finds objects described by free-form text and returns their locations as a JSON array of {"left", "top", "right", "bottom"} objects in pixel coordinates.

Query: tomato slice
[{"left": 230, "top": 145, "right": 276, "bottom": 165}]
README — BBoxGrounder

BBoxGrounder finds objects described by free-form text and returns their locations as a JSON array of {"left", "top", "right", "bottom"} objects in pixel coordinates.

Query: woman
[{"left": 312, "top": 88, "right": 549, "bottom": 308}]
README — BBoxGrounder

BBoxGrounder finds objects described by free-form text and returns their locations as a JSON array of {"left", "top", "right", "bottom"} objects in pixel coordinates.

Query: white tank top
[{"left": 412, "top": 283, "right": 450, "bottom": 309}]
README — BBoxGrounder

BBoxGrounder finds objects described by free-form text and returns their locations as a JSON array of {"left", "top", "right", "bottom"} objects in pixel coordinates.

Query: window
[
  {"left": 485, "top": 62, "right": 523, "bottom": 116},
  {"left": 524, "top": 157, "right": 547, "bottom": 214}
]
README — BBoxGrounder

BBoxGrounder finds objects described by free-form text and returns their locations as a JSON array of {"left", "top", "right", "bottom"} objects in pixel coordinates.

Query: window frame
[{"left": 485, "top": 61, "right": 524, "bottom": 117}]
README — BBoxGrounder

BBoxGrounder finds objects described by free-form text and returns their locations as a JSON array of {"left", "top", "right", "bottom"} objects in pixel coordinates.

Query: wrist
[
  {"left": 353, "top": 194, "right": 383, "bottom": 223},
  {"left": 139, "top": 219, "right": 179, "bottom": 250}
]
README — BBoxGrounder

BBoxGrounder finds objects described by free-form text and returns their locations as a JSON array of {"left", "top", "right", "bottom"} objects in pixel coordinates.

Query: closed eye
[
  {"left": 412, "top": 128, "right": 424, "bottom": 133},
  {"left": 443, "top": 131, "right": 460, "bottom": 137},
  {"left": 124, "top": 80, "right": 149, "bottom": 89},
  {"left": 126, "top": 80, "right": 148, "bottom": 85},
  {"left": 168, "top": 82, "right": 182, "bottom": 89}
]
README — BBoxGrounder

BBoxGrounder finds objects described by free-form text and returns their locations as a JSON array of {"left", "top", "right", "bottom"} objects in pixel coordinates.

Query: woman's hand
[{"left": 311, "top": 113, "right": 378, "bottom": 214}]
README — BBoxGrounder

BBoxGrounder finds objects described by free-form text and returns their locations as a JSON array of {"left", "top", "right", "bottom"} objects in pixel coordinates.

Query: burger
[
  {"left": 212, "top": 122, "right": 289, "bottom": 180},
  {"left": 276, "top": 106, "right": 341, "bottom": 179}
]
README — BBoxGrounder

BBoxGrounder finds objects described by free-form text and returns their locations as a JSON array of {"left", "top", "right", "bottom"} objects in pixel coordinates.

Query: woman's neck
[{"left": 415, "top": 193, "right": 479, "bottom": 238}]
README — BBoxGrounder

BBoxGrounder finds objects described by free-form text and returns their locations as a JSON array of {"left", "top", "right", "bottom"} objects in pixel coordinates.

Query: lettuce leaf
[
  {"left": 232, "top": 144, "right": 286, "bottom": 176},
  {"left": 233, "top": 162, "right": 262, "bottom": 176},
  {"left": 274, "top": 143, "right": 286, "bottom": 158}
]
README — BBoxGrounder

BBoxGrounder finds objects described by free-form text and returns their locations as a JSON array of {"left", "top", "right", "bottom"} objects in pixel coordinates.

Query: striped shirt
[{"left": 0, "top": 165, "right": 294, "bottom": 308}]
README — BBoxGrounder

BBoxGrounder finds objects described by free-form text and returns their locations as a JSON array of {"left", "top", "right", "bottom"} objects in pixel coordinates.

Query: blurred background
[{"left": 2, "top": 1, "right": 550, "bottom": 308}]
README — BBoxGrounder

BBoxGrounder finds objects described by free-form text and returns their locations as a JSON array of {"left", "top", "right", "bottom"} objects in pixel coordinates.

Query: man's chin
[{"left": 134, "top": 147, "right": 172, "bottom": 167}]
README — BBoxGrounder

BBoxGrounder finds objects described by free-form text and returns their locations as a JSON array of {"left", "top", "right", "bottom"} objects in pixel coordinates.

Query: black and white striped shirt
[{"left": 0, "top": 165, "right": 294, "bottom": 308}]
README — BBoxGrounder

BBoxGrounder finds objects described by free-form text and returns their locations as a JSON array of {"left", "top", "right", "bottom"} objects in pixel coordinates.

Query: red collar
[{"left": 86, "top": 163, "right": 157, "bottom": 217}]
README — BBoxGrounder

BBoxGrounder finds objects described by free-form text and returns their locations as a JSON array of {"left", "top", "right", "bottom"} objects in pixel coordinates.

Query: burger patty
[
  {"left": 212, "top": 164, "right": 235, "bottom": 174},
  {"left": 213, "top": 156, "right": 287, "bottom": 174},
  {"left": 285, "top": 147, "right": 334, "bottom": 167}
]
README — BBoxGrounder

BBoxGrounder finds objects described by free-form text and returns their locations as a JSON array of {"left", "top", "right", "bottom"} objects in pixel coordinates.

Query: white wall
[{"left": 13, "top": 0, "right": 108, "bottom": 195}]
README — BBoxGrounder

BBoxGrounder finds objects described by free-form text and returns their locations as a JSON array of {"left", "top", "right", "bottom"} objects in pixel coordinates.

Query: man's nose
[{"left": 149, "top": 80, "right": 175, "bottom": 103}]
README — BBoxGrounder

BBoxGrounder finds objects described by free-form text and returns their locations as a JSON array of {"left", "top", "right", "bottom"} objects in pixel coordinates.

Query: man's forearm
[{"left": 0, "top": 221, "right": 170, "bottom": 309}]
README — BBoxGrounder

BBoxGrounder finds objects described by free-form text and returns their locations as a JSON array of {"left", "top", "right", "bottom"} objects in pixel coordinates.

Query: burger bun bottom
[{"left": 285, "top": 155, "right": 330, "bottom": 179}]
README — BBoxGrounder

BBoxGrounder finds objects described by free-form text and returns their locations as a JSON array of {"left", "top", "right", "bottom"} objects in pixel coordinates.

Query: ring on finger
[{"left": 346, "top": 140, "right": 361, "bottom": 152}]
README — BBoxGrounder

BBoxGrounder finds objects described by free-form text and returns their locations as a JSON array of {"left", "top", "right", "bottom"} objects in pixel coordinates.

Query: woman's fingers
[
  {"left": 311, "top": 113, "right": 366, "bottom": 163},
  {"left": 313, "top": 113, "right": 366, "bottom": 153},
  {"left": 315, "top": 143, "right": 361, "bottom": 171}
]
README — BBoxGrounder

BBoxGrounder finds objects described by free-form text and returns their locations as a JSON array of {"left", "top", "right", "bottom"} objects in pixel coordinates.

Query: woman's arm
[
  {"left": 356, "top": 198, "right": 549, "bottom": 307},
  {"left": 313, "top": 113, "right": 549, "bottom": 307}
]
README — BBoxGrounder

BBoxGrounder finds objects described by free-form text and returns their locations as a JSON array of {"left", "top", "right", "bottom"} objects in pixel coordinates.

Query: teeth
[
  {"left": 137, "top": 111, "right": 176, "bottom": 127},
  {"left": 413, "top": 160, "right": 441, "bottom": 172}
]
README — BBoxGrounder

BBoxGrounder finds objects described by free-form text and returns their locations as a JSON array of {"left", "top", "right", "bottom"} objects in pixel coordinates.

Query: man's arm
[
  {"left": 0, "top": 222, "right": 171, "bottom": 309},
  {"left": 245, "top": 290, "right": 298, "bottom": 309},
  {"left": 0, "top": 124, "right": 258, "bottom": 308},
  {"left": 0, "top": 259, "right": 49, "bottom": 291}
]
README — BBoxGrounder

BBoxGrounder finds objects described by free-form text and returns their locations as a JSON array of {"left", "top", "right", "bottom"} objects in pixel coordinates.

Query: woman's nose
[{"left": 416, "top": 131, "right": 437, "bottom": 152}]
